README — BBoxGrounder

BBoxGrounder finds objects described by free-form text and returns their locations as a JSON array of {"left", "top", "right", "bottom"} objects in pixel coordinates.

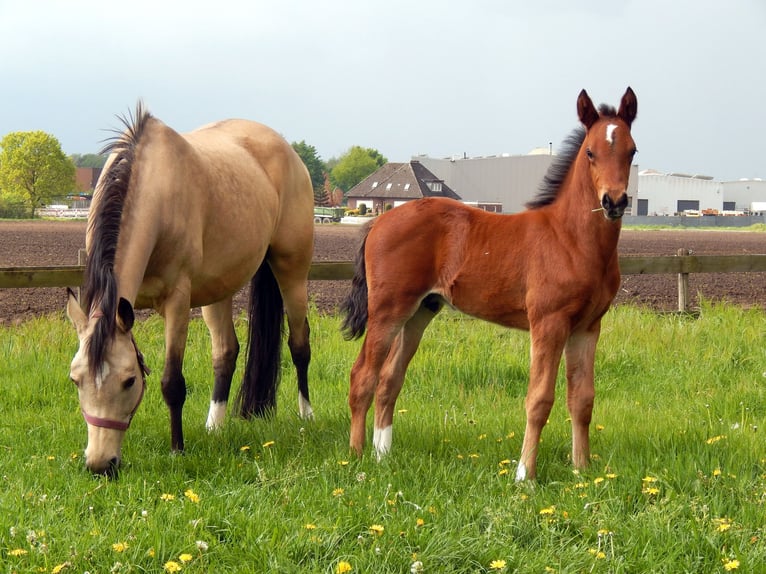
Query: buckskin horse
[
  {"left": 342, "top": 88, "right": 637, "bottom": 480},
  {"left": 67, "top": 104, "right": 314, "bottom": 475}
]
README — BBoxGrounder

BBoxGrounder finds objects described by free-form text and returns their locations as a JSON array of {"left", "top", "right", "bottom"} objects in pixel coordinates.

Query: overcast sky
[{"left": 1, "top": 0, "right": 764, "bottom": 181}]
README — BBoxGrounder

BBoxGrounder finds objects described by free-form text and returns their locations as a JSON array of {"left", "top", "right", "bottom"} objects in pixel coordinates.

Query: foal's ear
[
  {"left": 577, "top": 89, "right": 599, "bottom": 130},
  {"left": 116, "top": 297, "right": 135, "bottom": 333},
  {"left": 66, "top": 288, "right": 88, "bottom": 335},
  {"left": 618, "top": 86, "right": 637, "bottom": 127}
]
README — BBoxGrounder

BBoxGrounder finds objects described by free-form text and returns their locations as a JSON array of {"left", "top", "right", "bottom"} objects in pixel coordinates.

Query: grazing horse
[
  {"left": 67, "top": 103, "right": 314, "bottom": 475},
  {"left": 342, "top": 88, "right": 637, "bottom": 480}
]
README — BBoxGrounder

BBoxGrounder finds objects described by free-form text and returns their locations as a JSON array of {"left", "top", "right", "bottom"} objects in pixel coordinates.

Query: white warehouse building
[{"left": 635, "top": 171, "right": 723, "bottom": 216}]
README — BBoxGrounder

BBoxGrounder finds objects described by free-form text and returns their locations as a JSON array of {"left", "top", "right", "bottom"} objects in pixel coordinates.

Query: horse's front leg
[
  {"left": 160, "top": 296, "right": 191, "bottom": 452},
  {"left": 202, "top": 299, "right": 239, "bottom": 430},
  {"left": 564, "top": 325, "right": 600, "bottom": 470},
  {"left": 516, "top": 319, "right": 568, "bottom": 481}
]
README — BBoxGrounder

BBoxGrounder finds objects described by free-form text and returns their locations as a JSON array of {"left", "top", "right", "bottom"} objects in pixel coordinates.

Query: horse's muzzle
[
  {"left": 601, "top": 192, "right": 628, "bottom": 220},
  {"left": 86, "top": 455, "right": 121, "bottom": 478}
]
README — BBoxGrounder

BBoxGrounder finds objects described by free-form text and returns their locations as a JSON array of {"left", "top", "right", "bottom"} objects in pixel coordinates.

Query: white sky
[{"left": 1, "top": 0, "right": 764, "bottom": 181}]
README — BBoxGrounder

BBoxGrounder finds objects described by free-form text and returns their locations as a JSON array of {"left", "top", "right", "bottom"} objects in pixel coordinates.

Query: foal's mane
[
  {"left": 525, "top": 103, "right": 618, "bottom": 210},
  {"left": 83, "top": 102, "right": 153, "bottom": 374}
]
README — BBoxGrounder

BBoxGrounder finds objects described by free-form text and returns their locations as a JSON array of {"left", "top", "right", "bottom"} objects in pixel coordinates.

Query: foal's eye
[
  {"left": 586, "top": 148, "right": 594, "bottom": 160},
  {"left": 123, "top": 376, "right": 136, "bottom": 390},
  {"left": 70, "top": 375, "right": 79, "bottom": 387}
]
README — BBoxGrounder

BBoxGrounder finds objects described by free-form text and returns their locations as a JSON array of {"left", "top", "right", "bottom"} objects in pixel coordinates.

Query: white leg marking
[
  {"left": 205, "top": 401, "right": 227, "bottom": 431},
  {"left": 605, "top": 123, "right": 618, "bottom": 145},
  {"left": 373, "top": 425, "right": 393, "bottom": 460},
  {"left": 298, "top": 393, "right": 314, "bottom": 420},
  {"left": 515, "top": 462, "right": 527, "bottom": 482}
]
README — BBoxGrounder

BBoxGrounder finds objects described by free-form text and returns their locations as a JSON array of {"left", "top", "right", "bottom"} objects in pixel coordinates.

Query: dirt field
[{"left": 0, "top": 220, "right": 764, "bottom": 325}]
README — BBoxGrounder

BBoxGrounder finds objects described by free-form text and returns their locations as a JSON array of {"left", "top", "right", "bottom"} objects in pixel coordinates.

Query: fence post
[
  {"left": 77, "top": 249, "right": 87, "bottom": 302},
  {"left": 677, "top": 248, "right": 690, "bottom": 312}
]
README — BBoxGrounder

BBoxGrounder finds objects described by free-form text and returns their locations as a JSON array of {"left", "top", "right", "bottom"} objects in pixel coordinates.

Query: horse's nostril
[{"left": 602, "top": 195, "right": 611, "bottom": 209}]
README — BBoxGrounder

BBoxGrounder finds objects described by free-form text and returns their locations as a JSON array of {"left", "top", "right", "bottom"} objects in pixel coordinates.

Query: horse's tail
[
  {"left": 236, "top": 259, "right": 284, "bottom": 418},
  {"left": 341, "top": 225, "right": 371, "bottom": 340}
]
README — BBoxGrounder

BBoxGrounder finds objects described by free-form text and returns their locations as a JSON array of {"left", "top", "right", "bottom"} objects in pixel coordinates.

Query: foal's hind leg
[
  {"left": 201, "top": 298, "right": 239, "bottom": 430},
  {"left": 373, "top": 304, "right": 439, "bottom": 458}
]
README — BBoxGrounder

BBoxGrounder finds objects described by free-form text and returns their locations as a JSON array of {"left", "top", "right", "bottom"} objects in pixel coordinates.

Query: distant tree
[
  {"left": 70, "top": 153, "right": 107, "bottom": 168},
  {"left": 0, "top": 131, "right": 76, "bottom": 217},
  {"left": 291, "top": 140, "right": 326, "bottom": 191},
  {"left": 331, "top": 146, "right": 387, "bottom": 192}
]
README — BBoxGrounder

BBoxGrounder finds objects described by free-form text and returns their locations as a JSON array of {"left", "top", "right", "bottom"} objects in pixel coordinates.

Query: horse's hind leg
[
  {"left": 269, "top": 257, "right": 312, "bottom": 418},
  {"left": 201, "top": 298, "right": 239, "bottom": 430},
  {"left": 373, "top": 301, "right": 440, "bottom": 458}
]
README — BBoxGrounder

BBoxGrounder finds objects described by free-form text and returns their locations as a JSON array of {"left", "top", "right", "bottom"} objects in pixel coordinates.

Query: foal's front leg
[
  {"left": 564, "top": 327, "right": 600, "bottom": 470},
  {"left": 516, "top": 320, "right": 568, "bottom": 481}
]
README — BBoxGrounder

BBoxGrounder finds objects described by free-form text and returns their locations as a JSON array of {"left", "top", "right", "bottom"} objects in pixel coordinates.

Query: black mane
[
  {"left": 83, "top": 102, "right": 152, "bottom": 375},
  {"left": 526, "top": 126, "right": 585, "bottom": 210}
]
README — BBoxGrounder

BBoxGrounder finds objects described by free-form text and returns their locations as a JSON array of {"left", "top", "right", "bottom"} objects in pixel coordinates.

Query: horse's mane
[
  {"left": 526, "top": 103, "right": 618, "bottom": 210},
  {"left": 83, "top": 102, "right": 152, "bottom": 375}
]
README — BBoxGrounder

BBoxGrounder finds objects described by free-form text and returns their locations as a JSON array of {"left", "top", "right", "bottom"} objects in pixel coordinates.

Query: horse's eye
[
  {"left": 123, "top": 376, "right": 136, "bottom": 390},
  {"left": 70, "top": 375, "right": 79, "bottom": 387},
  {"left": 586, "top": 148, "right": 594, "bottom": 160}
]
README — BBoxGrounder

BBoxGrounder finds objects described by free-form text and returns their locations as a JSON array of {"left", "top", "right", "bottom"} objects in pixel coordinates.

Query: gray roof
[{"left": 347, "top": 160, "right": 461, "bottom": 201}]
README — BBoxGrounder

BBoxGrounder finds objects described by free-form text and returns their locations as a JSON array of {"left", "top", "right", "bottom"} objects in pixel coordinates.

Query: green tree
[
  {"left": 331, "top": 146, "right": 387, "bottom": 192},
  {"left": 0, "top": 131, "right": 76, "bottom": 217},
  {"left": 291, "top": 140, "right": 326, "bottom": 191},
  {"left": 70, "top": 153, "right": 107, "bottom": 168}
]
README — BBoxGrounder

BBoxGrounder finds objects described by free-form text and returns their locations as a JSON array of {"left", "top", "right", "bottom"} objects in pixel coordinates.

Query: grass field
[{"left": 1, "top": 303, "right": 764, "bottom": 573}]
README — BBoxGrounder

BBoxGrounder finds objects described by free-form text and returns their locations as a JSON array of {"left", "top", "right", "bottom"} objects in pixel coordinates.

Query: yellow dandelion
[
  {"left": 336, "top": 560, "right": 352, "bottom": 573},
  {"left": 714, "top": 517, "right": 734, "bottom": 532},
  {"left": 643, "top": 487, "right": 660, "bottom": 495},
  {"left": 369, "top": 524, "right": 385, "bottom": 536},
  {"left": 595, "top": 551, "right": 606, "bottom": 559},
  {"left": 469, "top": 453, "right": 480, "bottom": 459},
  {"left": 593, "top": 476, "right": 605, "bottom": 485},
  {"left": 416, "top": 517, "right": 425, "bottom": 527},
  {"left": 112, "top": 542, "right": 129, "bottom": 552},
  {"left": 184, "top": 489, "right": 200, "bottom": 503},
  {"left": 52, "top": 563, "right": 70, "bottom": 574},
  {"left": 160, "top": 493, "right": 176, "bottom": 501},
  {"left": 544, "top": 568, "right": 556, "bottom": 573},
  {"left": 262, "top": 440, "right": 275, "bottom": 448},
  {"left": 642, "top": 476, "right": 657, "bottom": 483},
  {"left": 164, "top": 560, "right": 182, "bottom": 573},
  {"left": 9, "top": 548, "right": 28, "bottom": 556},
  {"left": 498, "top": 468, "right": 509, "bottom": 476},
  {"left": 706, "top": 435, "right": 727, "bottom": 445},
  {"left": 606, "top": 473, "right": 618, "bottom": 479},
  {"left": 332, "top": 488, "right": 345, "bottom": 497},
  {"left": 597, "top": 528, "right": 612, "bottom": 536},
  {"left": 305, "top": 523, "right": 317, "bottom": 530},
  {"left": 338, "top": 460, "right": 349, "bottom": 466},
  {"left": 398, "top": 408, "right": 408, "bottom": 414},
  {"left": 147, "top": 548, "right": 156, "bottom": 557},
  {"left": 239, "top": 445, "right": 251, "bottom": 452},
  {"left": 179, "top": 553, "right": 193, "bottom": 563},
  {"left": 498, "top": 459, "right": 511, "bottom": 466},
  {"left": 489, "top": 559, "right": 507, "bottom": 570},
  {"left": 595, "top": 424, "right": 605, "bottom": 431},
  {"left": 478, "top": 433, "right": 487, "bottom": 440},
  {"left": 713, "top": 468, "right": 722, "bottom": 477},
  {"left": 539, "top": 506, "right": 555, "bottom": 515},
  {"left": 506, "top": 432, "right": 515, "bottom": 439},
  {"left": 723, "top": 558, "right": 740, "bottom": 571}
]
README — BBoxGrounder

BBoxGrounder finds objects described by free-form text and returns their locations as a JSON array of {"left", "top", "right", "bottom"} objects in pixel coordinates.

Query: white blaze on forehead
[
  {"left": 95, "top": 362, "right": 110, "bottom": 388},
  {"left": 605, "top": 123, "right": 618, "bottom": 145}
]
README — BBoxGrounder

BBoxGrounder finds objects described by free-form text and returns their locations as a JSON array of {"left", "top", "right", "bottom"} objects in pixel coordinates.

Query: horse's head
[
  {"left": 66, "top": 291, "right": 148, "bottom": 477},
  {"left": 577, "top": 87, "right": 638, "bottom": 220}
]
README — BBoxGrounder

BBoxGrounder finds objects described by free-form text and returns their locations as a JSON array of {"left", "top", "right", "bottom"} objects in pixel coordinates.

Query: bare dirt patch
[{"left": 0, "top": 220, "right": 763, "bottom": 324}]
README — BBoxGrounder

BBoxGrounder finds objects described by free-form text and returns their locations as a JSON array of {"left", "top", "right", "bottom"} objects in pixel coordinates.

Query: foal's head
[
  {"left": 67, "top": 292, "right": 148, "bottom": 476},
  {"left": 578, "top": 87, "right": 638, "bottom": 220}
]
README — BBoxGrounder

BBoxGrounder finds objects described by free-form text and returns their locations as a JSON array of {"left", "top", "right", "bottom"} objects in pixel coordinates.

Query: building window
[{"left": 427, "top": 181, "right": 442, "bottom": 193}]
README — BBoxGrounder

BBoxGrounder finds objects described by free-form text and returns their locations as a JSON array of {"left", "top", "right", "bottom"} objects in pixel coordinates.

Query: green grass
[{"left": 1, "top": 303, "right": 764, "bottom": 573}]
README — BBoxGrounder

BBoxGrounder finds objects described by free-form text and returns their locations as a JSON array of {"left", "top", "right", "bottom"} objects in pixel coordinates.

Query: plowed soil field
[{"left": 0, "top": 220, "right": 764, "bottom": 325}]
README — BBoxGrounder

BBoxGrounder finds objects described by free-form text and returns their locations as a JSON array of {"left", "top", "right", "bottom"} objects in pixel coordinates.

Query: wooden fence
[{"left": 1, "top": 250, "right": 765, "bottom": 312}]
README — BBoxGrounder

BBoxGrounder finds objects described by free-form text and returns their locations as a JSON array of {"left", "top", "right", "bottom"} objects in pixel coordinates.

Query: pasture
[{"left": 1, "top": 303, "right": 765, "bottom": 572}]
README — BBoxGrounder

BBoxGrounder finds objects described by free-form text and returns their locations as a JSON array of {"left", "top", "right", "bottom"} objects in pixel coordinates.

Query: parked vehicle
[{"left": 314, "top": 207, "right": 345, "bottom": 223}]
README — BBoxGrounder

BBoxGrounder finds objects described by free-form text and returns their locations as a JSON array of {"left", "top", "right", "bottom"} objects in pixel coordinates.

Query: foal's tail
[
  {"left": 340, "top": 225, "right": 371, "bottom": 340},
  {"left": 236, "top": 259, "right": 284, "bottom": 418}
]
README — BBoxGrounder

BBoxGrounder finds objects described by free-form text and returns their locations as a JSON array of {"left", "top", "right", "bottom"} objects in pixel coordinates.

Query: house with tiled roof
[{"left": 346, "top": 160, "right": 461, "bottom": 214}]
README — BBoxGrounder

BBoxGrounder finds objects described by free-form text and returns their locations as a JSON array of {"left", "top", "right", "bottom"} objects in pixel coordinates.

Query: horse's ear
[
  {"left": 577, "top": 89, "right": 599, "bottom": 130},
  {"left": 116, "top": 297, "right": 135, "bottom": 332},
  {"left": 618, "top": 86, "right": 637, "bottom": 127},
  {"left": 66, "top": 288, "right": 88, "bottom": 335}
]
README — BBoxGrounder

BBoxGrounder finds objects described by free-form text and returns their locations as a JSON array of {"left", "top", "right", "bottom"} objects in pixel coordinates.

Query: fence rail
[{"left": 1, "top": 253, "right": 765, "bottom": 311}]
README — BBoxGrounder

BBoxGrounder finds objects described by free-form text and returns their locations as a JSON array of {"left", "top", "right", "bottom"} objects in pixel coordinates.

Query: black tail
[
  {"left": 340, "top": 228, "right": 370, "bottom": 340},
  {"left": 236, "top": 260, "right": 284, "bottom": 418}
]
